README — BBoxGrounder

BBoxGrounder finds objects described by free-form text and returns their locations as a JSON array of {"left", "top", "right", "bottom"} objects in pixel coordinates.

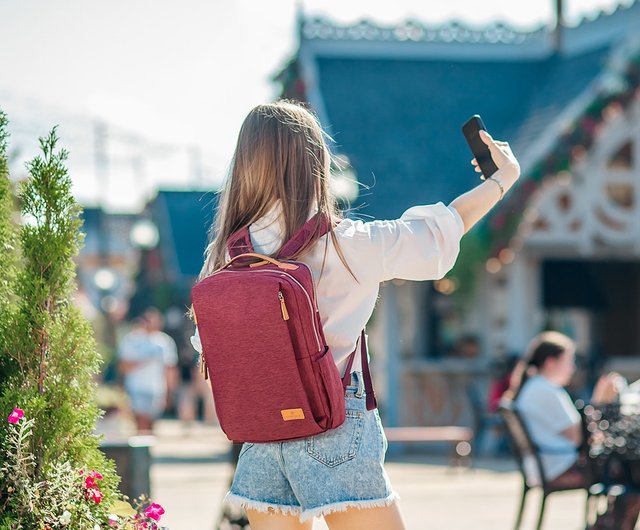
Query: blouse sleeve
[{"left": 334, "top": 202, "right": 464, "bottom": 283}]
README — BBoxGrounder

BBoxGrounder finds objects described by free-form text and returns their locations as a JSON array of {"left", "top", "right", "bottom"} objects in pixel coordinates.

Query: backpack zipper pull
[
  {"left": 278, "top": 291, "right": 290, "bottom": 321},
  {"left": 200, "top": 353, "right": 209, "bottom": 380}
]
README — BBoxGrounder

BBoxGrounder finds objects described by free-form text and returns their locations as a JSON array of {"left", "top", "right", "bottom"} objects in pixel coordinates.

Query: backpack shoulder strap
[
  {"left": 226, "top": 212, "right": 334, "bottom": 260},
  {"left": 341, "top": 330, "right": 377, "bottom": 411},
  {"left": 226, "top": 226, "right": 254, "bottom": 258},
  {"left": 276, "top": 212, "right": 333, "bottom": 259}
]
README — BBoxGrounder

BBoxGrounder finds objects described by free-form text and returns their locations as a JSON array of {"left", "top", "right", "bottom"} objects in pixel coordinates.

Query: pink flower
[
  {"left": 7, "top": 408, "right": 24, "bottom": 424},
  {"left": 85, "top": 488, "right": 104, "bottom": 504},
  {"left": 144, "top": 503, "right": 165, "bottom": 522},
  {"left": 84, "top": 470, "right": 104, "bottom": 489}
]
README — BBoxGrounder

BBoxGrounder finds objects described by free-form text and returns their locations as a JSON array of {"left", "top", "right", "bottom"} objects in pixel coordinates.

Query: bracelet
[{"left": 487, "top": 175, "right": 505, "bottom": 200}]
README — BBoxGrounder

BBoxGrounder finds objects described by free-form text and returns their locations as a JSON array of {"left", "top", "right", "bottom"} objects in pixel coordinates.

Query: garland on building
[
  {"left": 277, "top": 35, "right": 640, "bottom": 299},
  {"left": 448, "top": 45, "right": 640, "bottom": 298},
  {"left": 272, "top": 57, "right": 306, "bottom": 102}
]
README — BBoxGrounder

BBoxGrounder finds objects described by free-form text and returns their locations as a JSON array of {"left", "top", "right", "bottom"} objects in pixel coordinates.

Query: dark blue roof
[
  {"left": 151, "top": 190, "right": 217, "bottom": 282},
  {"left": 315, "top": 45, "right": 613, "bottom": 220}
]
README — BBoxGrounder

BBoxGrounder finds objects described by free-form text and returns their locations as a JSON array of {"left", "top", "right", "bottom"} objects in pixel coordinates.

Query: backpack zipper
[
  {"left": 217, "top": 268, "right": 321, "bottom": 350},
  {"left": 200, "top": 353, "right": 209, "bottom": 380},
  {"left": 278, "top": 291, "right": 290, "bottom": 320},
  {"left": 192, "top": 308, "right": 209, "bottom": 380}
]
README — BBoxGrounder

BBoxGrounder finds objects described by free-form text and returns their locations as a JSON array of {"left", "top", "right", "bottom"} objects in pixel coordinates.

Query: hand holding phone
[{"left": 462, "top": 115, "right": 499, "bottom": 179}]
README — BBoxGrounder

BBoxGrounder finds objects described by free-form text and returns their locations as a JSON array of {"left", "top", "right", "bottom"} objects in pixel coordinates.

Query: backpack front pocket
[{"left": 202, "top": 279, "right": 322, "bottom": 442}]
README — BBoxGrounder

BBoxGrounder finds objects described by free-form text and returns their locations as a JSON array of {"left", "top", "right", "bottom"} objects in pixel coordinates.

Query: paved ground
[{"left": 149, "top": 420, "right": 588, "bottom": 530}]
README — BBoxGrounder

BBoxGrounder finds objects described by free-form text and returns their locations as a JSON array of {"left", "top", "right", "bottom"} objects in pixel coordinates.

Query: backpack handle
[
  {"left": 227, "top": 213, "right": 334, "bottom": 260},
  {"left": 222, "top": 252, "right": 299, "bottom": 271}
]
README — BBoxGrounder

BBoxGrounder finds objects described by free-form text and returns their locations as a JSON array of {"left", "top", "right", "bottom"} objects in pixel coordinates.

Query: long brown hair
[
  {"left": 198, "top": 100, "right": 355, "bottom": 282},
  {"left": 504, "top": 331, "right": 576, "bottom": 401}
]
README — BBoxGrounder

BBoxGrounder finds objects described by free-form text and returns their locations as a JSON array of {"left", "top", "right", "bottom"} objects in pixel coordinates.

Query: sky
[{"left": 0, "top": 0, "right": 629, "bottom": 211}]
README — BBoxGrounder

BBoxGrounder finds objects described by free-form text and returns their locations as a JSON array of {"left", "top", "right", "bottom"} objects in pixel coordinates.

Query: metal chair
[{"left": 498, "top": 401, "right": 591, "bottom": 530}]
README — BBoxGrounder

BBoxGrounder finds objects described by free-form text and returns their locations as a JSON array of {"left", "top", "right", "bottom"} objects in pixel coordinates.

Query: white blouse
[{"left": 191, "top": 201, "right": 464, "bottom": 375}]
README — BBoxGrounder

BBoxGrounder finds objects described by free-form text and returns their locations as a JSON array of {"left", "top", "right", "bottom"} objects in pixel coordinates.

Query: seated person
[
  {"left": 505, "top": 331, "right": 620, "bottom": 484},
  {"left": 504, "top": 332, "right": 638, "bottom": 529}
]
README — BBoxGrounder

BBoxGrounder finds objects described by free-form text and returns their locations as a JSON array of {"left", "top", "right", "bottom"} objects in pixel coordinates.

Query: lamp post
[
  {"left": 93, "top": 207, "right": 120, "bottom": 356},
  {"left": 127, "top": 214, "right": 160, "bottom": 319}
]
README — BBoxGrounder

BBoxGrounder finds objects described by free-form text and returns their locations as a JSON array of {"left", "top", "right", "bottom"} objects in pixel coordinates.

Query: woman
[
  {"left": 192, "top": 100, "right": 520, "bottom": 530},
  {"left": 507, "top": 332, "right": 638, "bottom": 529},
  {"left": 508, "top": 332, "right": 619, "bottom": 483}
]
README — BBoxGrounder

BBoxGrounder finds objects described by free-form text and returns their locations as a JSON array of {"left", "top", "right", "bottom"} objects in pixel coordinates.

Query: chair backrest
[{"left": 498, "top": 400, "right": 546, "bottom": 488}]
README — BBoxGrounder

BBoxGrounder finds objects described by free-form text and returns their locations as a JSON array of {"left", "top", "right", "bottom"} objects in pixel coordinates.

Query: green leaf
[{"left": 108, "top": 500, "right": 137, "bottom": 517}]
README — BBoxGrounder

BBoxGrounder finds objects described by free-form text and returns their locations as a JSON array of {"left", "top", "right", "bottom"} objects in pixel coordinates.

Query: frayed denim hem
[
  {"left": 299, "top": 491, "right": 400, "bottom": 522},
  {"left": 224, "top": 492, "right": 302, "bottom": 517}
]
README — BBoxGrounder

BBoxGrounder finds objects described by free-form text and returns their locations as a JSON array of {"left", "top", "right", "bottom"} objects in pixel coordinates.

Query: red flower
[
  {"left": 85, "top": 488, "right": 104, "bottom": 504},
  {"left": 7, "top": 408, "right": 24, "bottom": 424},
  {"left": 144, "top": 503, "right": 165, "bottom": 522},
  {"left": 84, "top": 470, "right": 104, "bottom": 489}
]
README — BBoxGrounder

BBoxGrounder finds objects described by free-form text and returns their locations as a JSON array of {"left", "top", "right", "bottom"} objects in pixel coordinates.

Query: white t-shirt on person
[
  {"left": 190, "top": 200, "right": 465, "bottom": 376},
  {"left": 516, "top": 375, "right": 580, "bottom": 480},
  {"left": 118, "top": 329, "right": 178, "bottom": 395}
]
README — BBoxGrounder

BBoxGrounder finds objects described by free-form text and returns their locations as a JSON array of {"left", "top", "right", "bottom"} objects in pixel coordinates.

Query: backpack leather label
[{"left": 281, "top": 408, "right": 305, "bottom": 421}]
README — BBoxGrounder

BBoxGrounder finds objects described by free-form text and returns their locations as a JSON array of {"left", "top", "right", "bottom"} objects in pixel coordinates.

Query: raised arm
[{"left": 449, "top": 130, "right": 521, "bottom": 234}]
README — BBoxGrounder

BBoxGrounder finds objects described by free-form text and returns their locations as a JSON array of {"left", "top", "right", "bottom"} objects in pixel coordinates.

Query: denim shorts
[
  {"left": 225, "top": 371, "right": 398, "bottom": 521},
  {"left": 125, "top": 388, "right": 165, "bottom": 419}
]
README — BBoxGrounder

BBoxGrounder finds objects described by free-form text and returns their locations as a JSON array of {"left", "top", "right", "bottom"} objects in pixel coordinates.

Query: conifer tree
[
  {"left": 0, "top": 122, "right": 121, "bottom": 528},
  {"left": 0, "top": 110, "right": 18, "bottom": 383}
]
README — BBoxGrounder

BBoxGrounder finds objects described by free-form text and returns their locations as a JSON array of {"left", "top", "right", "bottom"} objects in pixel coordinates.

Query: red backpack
[{"left": 191, "top": 213, "right": 376, "bottom": 443}]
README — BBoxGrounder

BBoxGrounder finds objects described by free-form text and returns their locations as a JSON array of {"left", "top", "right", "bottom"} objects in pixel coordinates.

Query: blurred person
[
  {"left": 506, "top": 332, "right": 636, "bottom": 529},
  {"left": 118, "top": 309, "right": 178, "bottom": 433},
  {"left": 191, "top": 361, "right": 217, "bottom": 425},
  {"left": 487, "top": 353, "right": 519, "bottom": 413},
  {"left": 143, "top": 308, "right": 179, "bottom": 412},
  {"left": 454, "top": 334, "right": 481, "bottom": 360},
  {"left": 190, "top": 100, "right": 520, "bottom": 530},
  {"left": 450, "top": 334, "right": 486, "bottom": 434},
  {"left": 176, "top": 344, "right": 217, "bottom": 430},
  {"left": 175, "top": 344, "right": 198, "bottom": 429},
  {"left": 451, "top": 335, "right": 508, "bottom": 455},
  {"left": 479, "top": 354, "right": 521, "bottom": 456}
]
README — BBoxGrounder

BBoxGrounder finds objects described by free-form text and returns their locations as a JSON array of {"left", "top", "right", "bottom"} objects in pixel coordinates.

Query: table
[{"left": 583, "top": 402, "right": 640, "bottom": 487}]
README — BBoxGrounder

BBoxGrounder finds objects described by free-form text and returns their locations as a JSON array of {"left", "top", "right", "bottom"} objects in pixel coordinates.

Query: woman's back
[
  {"left": 191, "top": 100, "right": 521, "bottom": 529},
  {"left": 192, "top": 198, "right": 464, "bottom": 375},
  {"left": 516, "top": 375, "right": 580, "bottom": 480}
]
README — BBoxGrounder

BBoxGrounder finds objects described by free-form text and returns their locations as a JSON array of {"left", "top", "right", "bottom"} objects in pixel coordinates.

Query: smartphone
[{"left": 462, "top": 115, "right": 498, "bottom": 179}]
